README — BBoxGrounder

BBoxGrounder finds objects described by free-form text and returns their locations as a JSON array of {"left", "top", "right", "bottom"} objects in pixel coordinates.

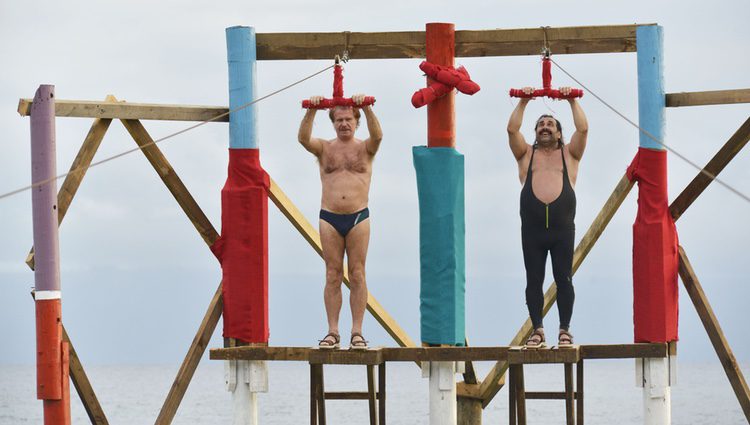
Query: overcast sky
[{"left": 1, "top": 0, "right": 748, "bottom": 390}]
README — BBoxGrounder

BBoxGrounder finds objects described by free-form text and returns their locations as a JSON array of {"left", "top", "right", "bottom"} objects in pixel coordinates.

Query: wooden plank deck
[{"left": 210, "top": 343, "right": 666, "bottom": 363}]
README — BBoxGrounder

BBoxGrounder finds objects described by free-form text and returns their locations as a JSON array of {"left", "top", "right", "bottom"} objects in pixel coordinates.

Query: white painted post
[
  {"left": 425, "top": 361, "right": 457, "bottom": 425},
  {"left": 225, "top": 360, "right": 268, "bottom": 425},
  {"left": 637, "top": 357, "right": 671, "bottom": 425}
]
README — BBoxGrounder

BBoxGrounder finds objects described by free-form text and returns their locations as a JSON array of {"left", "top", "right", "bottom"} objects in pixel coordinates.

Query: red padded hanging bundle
[
  {"left": 212, "top": 149, "right": 270, "bottom": 343},
  {"left": 627, "top": 148, "right": 679, "bottom": 343},
  {"left": 301, "top": 64, "right": 375, "bottom": 109},
  {"left": 509, "top": 56, "right": 584, "bottom": 100},
  {"left": 412, "top": 61, "right": 481, "bottom": 108}
]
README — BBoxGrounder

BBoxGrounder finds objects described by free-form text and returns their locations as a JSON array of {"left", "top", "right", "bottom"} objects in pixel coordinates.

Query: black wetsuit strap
[
  {"left": 559, "top": 141, "right": 571, "bottom": 187},
  {"left": 527, "top": 144, "right": 537, "bottom": 180}
]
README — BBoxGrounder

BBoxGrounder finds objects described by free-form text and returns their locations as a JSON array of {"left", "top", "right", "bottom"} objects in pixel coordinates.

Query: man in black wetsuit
[{"left": 507, "top": 86, "right": 589, "bottom": 347}]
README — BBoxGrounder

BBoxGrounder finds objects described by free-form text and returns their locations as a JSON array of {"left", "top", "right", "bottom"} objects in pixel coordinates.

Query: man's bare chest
[{"left": 321, "top": 147, "right": 369, "bottom": 174}]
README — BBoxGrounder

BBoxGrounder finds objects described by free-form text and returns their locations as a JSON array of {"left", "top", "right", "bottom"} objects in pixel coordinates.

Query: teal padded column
[{"left": 413, "top": 146, "right": 465, "bottom": 345}]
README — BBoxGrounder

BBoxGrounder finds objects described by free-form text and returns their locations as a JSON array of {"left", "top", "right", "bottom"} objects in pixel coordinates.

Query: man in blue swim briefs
[
  {"left": 298, "top": 94, "right": 383, "bottom": 349},
  {"left": 507, "top": 87, "right": 588, "bottom": 348}
]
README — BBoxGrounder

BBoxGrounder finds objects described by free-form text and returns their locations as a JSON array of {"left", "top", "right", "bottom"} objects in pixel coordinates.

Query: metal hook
[{"left": 541, "top": 26, "right": 551, "bottom": 57}]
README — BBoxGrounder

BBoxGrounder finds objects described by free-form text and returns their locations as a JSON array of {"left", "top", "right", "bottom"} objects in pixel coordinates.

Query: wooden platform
[
  {"left": 209, "top": 343, "right": 666, "bottom": 363},
  {"left": 211, "top": 344, "right": 666, "bottom": 425}
]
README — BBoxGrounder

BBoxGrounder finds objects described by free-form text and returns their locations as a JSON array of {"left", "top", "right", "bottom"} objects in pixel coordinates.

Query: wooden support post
[
  {"left": 24, "top": 96, "right": 114, "bottom": 425},
  {"left": 367, "top": 365, "right": 378, "bottom": 425},
  {"left": 669, "top": 117, "right": 750, "bottom": 221},
  {"left": 30, "top": 84, "right": 70, "bottom": 425},
  {"left": 316, "top": 365, "right": 326, "bottom": 425},
  {"left": 457, "top": 397, "right": 482, "bottom": 425},
  {"left": 310, "top": 365, "right": 316, "bottom": 425},
  {"left": 677, "top": 247, "right": 750, "bottom": 422},
  {"left": 379, "top": 364, "right": 386, "bottom": 424},
  {"left": 576, "top": 360, "right": 584, "bottom": 425},
  {"left": 155, "top": 282, "right": 223, "bottom": 424},
  {"left": 119, "top": 118, "right": 220, "bottom": 246},
  {"left": 564, "top": 363, "right": 574, "bottom": 425},
  {"left": 480, "top": 174, "right": 634, "bottom": 405},
  {"left": 515, "top": 365, "right": 526, "bottom": 425},
  {"left": 30, "top": 292, "right": 108, "bottom": 425}
]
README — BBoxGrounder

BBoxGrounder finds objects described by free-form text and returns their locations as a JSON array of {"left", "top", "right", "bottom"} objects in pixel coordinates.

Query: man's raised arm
[
  {"left": 565, "top": 91, "right": 589, "bottom": 160},
  {"left": 298, "top": 97, "right": 325, "bottom": 156},
  {"left": 507, "top": 92, "right": 531, "bottom": 161},
  {"left": 354, "top": 94, "right": 382, "bottom": 156}
]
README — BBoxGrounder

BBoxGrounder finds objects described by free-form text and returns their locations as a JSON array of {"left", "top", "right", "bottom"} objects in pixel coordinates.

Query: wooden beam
[
  {"left": 670, "top": 117, "right": 750, "bottom": 221},
  {"left": 119, "top": 119, "right": 219, "bottom": 246},
  {"left": 155, "top": 282, "right": 223, "bottom": 425},
  {"left": 63, "top": 325, "right": 109, "bottom": 425},
  {"left": 211, "top": 346, "right": 509, "bottom": 362},
  {"left": 267, "top": 179, "right": 416, "bottom": 348},
  {"left": 26, "top": 95, "right": 115, "bottom": 270},
  {"left": 18, "top": 98, "right": 229, "bottom": 122},
  {"left": 666, "top": 89, "right": 750, "bottom": 107},
  {"left": 210, "top": 344, "right": 664, "bottom": 362},
  {"left": 580, "top": 343, "right": 667, "bottom": 359},
  {"left": 256, "top": 24, "right": 644, "bottom": 60},
  {"left": 677, "top": 247, "right": 750, "bottom": 422},
  {"left": 479, "top": 174, "right": 635, "bottom": 406},
  {"left": 324, "top": 392, "right": 381, "bottom": 400},
  {"left": 508, "top": 347, "right": 581, "bottom": 364}
]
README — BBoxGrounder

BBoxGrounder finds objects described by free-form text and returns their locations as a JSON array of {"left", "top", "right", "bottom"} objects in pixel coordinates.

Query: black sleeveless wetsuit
[{"left": 520, "top": 142, "right": 576, "bottom": 330}]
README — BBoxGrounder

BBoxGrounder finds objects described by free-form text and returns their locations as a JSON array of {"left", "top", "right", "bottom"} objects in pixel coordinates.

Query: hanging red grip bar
[
  {"left": 509, "top": 56, "right": 583, "bottom": 99},
  {"left": 301, "top": 64, "right": 375, "bottom": 109}
]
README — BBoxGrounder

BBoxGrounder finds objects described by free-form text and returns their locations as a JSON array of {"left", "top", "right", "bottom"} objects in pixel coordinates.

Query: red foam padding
[
  {"left": 627, "top": 148, "right": 679, "bottom": 343},
  {"left": 510, "top": 58, "right": 583, "bottom": 99},
  {"left": 301, "top": 97, "right": 376, "bottom": 109},
  {"left": 213, "top": 149, "right": 270, "bottom": 343}
]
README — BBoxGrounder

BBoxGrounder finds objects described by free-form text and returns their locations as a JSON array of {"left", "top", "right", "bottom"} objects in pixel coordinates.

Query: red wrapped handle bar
[
  {"left": 301, "top": 97, "right": 376, "bottom": 109},
  {"left": 509, "top": 88, "right": 583, "bottom": 99}
]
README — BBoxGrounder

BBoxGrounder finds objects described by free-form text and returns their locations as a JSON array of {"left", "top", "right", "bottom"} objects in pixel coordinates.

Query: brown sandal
[
  {"left": 558, "top": 329, "right": 574, "bottom": 346},
  {"left": 525, "top": 328, "right": 546, "bottom": 348},
  {"left": 349, "top": 332, "right": 368, "bottom": 350},
  {"left": 318, "top": 332, "right": 340, "bottom": 349}
]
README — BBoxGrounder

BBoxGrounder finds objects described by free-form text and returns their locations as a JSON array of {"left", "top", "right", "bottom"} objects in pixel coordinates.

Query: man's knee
[
  {"left": 325, "top": 265, "right": 344, "bottom": 286},
  {"left": 347, "top": 263, "right": 366, "bottom": 286}
]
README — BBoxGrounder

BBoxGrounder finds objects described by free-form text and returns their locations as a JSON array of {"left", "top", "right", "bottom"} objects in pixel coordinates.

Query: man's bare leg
[
  {"left": 320, "top": 220, "right": 346, "bottom": 344},
  {"left": 345, "top": 220, "right": 370, "bottom": 344}
]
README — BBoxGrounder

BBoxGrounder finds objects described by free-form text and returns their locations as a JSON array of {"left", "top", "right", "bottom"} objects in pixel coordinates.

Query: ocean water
[{"left": 1, "top": 361, "right": 747, "bottom": 424}]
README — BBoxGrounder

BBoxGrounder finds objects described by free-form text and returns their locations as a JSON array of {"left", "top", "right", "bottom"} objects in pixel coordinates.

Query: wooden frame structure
[{"left": 17, "top": 23, "right": 750, "bottom": 424}]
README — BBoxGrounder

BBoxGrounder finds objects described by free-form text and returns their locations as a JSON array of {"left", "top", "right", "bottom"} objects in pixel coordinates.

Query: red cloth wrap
[
  {"left": 542, "top": 58, "right": 552, "bottom": 89},
  {"left": 626, "top": 148, "right": 679, "bottom": 343},
  {"left": 301, "top": 64, "right": 376, "bottom": 109},
  {"left": 301, "top": 97, "right": 376, "bottom": 109},
  {"left": 213, "top": 149, "right": 270, "bottom": 343},
  {"left": 510, "top": 58, "right": 583, "bottom": 99},
  {"left": 411, "top": 61, "right": 481, "bottom": 108},
  {"left": 333, "top": 65, "right": 344, "bottom": 98}
]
